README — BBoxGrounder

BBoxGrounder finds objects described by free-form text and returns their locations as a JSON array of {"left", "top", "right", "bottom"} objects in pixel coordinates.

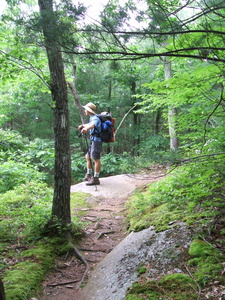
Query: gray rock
[{"left": 83, "top": 223, "right": 192, "bottom": 300}]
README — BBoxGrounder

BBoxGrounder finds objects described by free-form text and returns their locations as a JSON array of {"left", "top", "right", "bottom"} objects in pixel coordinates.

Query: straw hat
[{"left": 82, "top": 102, "right": 96, "bottom": 114}]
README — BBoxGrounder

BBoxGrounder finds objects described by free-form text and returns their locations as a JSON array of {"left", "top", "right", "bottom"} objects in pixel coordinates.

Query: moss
[
  {"left": 159, "top": 273, "right": 195, "bottom": 286},
  {"left": 194, "top": 261, "right": 223, "bottom": 285},
  {"left": 4, "top": 261, "right": 45, "bottom": 300},
  {"left": 70, "top": 191, "right": 92, "bottom": 210},
  {"left": 137, "top": 267, "right": 147, "bottom": 275},
  {"left": 188, "top": 239, "right": 215, "bottom": 257},
  {"left": 128, "top": 202, "right": 182, "bottom": 232},
  {"left": 126, "top": 274, "right": 198, "bottom": 300},
  {"left": 187, "top": 257, "right": 201, "bottom": 267},
  {"left": 126, "top": 281, "right": 162, "bottom": 299},
  {"left": 187, "top": 239, "right": 225, "bottom": 285},
  {"left": 20, "top": 243, "right": 54, "bottom": 270},
  {"left": 3, "top": 238, "right": 76, "bottom": 300},
  {"left": 126, "top": 295, "right": 140, "bottom": 300}
]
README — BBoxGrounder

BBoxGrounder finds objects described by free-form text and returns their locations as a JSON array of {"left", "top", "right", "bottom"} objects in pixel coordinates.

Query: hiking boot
[
  {"left": 86, "top": 177, "right": 100, "bottom": 186},
  {"left": 83, "top": 174, "right": 92, "bottom": 182}
]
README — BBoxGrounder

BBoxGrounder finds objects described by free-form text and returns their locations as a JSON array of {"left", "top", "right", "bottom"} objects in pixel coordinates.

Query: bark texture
[{"left": 38, "top": 0, "right": 71, "bottom": 225}]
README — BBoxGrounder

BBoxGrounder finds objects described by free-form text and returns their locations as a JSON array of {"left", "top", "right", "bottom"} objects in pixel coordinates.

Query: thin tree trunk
[
  {"left": 131, "top": 81, "right": 140, "bottom": 156},
  {"left": 164, "top": 58, "right": 178, "bottom": 151},
  {"left": 67, "top": 59, "right": 87, "bottom": 125},
  {"left": 38, "top": 0, "right": 71, "bottom": 225},
  {"left": 155, "top": 108, "right": 162, "bottom": 134},
  {"left": 107, "top": 80, "right": 112, "bottom": 153}
]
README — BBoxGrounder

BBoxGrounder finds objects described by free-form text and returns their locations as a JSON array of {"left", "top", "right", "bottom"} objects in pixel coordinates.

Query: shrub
[
  {"left": 0, "top": 181, "right": 52, "bottom": 241},
  {"left": 0, "top": 161, "right": 46, "bottom": 193}
]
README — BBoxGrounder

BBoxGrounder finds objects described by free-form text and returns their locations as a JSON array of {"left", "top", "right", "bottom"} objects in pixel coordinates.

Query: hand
[
  {"left": 78, "top": 125, "right": 83, "bottom": 131},
  {"left": 81, "top": 127, "right": 87, "bottom": 134}
]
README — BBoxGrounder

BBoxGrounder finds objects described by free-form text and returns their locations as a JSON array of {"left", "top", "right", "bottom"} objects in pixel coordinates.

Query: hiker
[{"left": 78, "top": 102, "right": 102, "bottom": 186}]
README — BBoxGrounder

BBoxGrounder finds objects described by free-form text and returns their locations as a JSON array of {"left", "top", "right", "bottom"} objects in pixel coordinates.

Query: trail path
[{"left": 39, "top": 169, "right": 165, "bottom": 300}]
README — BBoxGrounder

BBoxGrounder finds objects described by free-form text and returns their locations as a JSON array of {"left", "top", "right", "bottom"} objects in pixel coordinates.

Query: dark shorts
[{"left": 88, "top": 141, "right": 102, "bottom": 159}]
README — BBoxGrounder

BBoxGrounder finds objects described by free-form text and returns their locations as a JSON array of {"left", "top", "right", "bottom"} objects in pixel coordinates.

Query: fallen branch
[
  {"left": 184, "top": 263, "right": 202, "bottom": 300},
  {"left": 97, "top": 231, "right": 115, "bottom": 239},
  {"left": 80, "top": 247, "right": 112, "bottom": 252},
  {"left": 47, "top": 280, "right": 80, "bottom": 287}
]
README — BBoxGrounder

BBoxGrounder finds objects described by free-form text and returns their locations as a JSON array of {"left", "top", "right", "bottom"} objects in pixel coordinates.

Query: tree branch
[
  {"left": 114, "top": 105, "right": 137, "bottom": 138},
  {"left": 181, "top": 152, "right": 225, "bottom": 163},
  {"left": 0, "top": 50, "right": 49, "bottom": 88},
  {"left": 202, "top": 86, "right": 225, "bottom": 148}
]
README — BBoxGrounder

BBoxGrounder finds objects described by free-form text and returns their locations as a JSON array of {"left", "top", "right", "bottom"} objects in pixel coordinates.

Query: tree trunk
[
  {"left": 38, "top": 0, "right": 71, "bottom": 225},
  {"left": 155, "top": 108, "right": 162, "bottom": 134},
  {"left": 164, "top": 58, "right": 178, "bottom": 151},
  {"left": 0, "top": 278, "right": 6, "bottom": 300},
  {"left": 131, "top": 81, "right": 140, "bottom": 156},
  {"left": 106, "top": 80, "right": 112, "bottom": 153},
  {"left": 68, "top": 59, "right": 87, "bottom": 125}
]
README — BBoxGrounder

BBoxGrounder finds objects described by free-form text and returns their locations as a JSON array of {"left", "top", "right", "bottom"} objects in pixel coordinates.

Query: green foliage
[
  {"left": 137, "top": 267, "right": 147, "bottom": 275},
  {"left": 0, "top": 128, "right": 139, "bottom": 188},
  {"left": 0, "top": 181, "right": 52, "bottom": 299},
  {"left": 0, "top": 129, "right": 26, "bottom": 153},
  {"left": 71, "top": 151, "right": 136, "bottom": 183},
  {"left": 101, "top": 152, "right": 132, "bottom": 175},
  {"left": 136, "top": 62, "right": 225, "bottom": 153},
  {"left": 127, "top": 156, "right": 225, "bottom": 231},
  {"left": 127, "top": 242, "right": 225, "bottom": 298},
  {"left": 139, "top": 135, "right": 169, "bottom": 153},
  {"left": 71, "top": 149, "right": 87, "bottom": 183},
  {"left": 0, "top": 181, "right": 52, "bottom": 241},
  {"left": 71, "top": 191, "right": 92, "bottom": 211},
  {"left": 21, "top": 138, "right": 55, "bottom": 184},
  {"left": 0, "top": 161, "right": 46, "bottom": 193},
  {"left": 0, "top": 132, "right": 52, "bottom": 188}
]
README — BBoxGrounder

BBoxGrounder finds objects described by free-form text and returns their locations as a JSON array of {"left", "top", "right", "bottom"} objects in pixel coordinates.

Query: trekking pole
[
  {"left": 83, "top": 133, "right": 89, "bottom": 154},
  {"left": 78, "top": 129, "right": 94, "bottom": 178}
]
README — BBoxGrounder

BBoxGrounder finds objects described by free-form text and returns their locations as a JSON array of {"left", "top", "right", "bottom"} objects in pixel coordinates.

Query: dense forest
[{"left": 1, "top": 0, "right": 225, "bottom": 299}]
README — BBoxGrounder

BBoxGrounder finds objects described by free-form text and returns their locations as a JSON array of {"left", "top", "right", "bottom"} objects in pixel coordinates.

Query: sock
[
  {"left": 87, "top": 169, "right": 92, "bottom": 175},
  {"left": 94, "top": 172, "right": 100, "bottom": 178}
]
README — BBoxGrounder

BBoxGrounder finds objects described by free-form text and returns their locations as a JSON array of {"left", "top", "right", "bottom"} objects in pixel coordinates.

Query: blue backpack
[{"left": 95, "top": 112, "right": 115, "bottom": 143}]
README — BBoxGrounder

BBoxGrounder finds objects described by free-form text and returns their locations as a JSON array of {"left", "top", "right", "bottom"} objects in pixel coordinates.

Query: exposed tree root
[
  {"left": 65, "top": 232, "right": 90, "bottom": 288},
  {"left": 69, "top": 242, "right": 89, "bottom": 288}
]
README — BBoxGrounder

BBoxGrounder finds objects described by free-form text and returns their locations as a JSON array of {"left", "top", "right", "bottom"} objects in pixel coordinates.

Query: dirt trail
[{"left": 39, "top": 170, "right": 164, "bottom": 300}]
